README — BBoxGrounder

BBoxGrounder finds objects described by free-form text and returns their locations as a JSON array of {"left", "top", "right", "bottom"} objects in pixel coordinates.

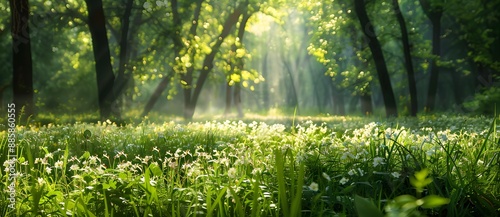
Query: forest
[
  {"left": 1, "top": 0, "right": 500, "bottom": 216},
  {"left": 2, "top": 0, "right": 499, "bottom": 120}
]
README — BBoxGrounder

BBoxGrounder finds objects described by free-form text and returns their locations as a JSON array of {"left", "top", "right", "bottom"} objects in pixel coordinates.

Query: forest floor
[{"left": 1, "top": 115, "right": 499, "bottom": 216}]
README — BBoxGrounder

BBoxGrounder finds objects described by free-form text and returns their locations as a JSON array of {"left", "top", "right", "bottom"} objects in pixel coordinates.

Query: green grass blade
[{"left": 274, "top": 148, "right": 290, "bottom": 216}]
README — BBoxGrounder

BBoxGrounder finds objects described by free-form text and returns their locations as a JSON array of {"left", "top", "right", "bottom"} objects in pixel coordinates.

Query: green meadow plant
[
  {"left": 354, "top": 168, "right": 450, "bottom": 217},
  {"left": 0, "top": 115, "right": 499, "bottom": 216}
]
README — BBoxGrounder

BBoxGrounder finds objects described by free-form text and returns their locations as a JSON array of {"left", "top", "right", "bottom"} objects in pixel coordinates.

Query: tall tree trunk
[
  {"left": 450, "top": 71, "right": 463, "bottom": 106},
  {"left": 262, "top": 52, "right": 270, "bottom": 110},
  {"left": 419, "top": 0, "right": 443, "bottom": 112},
  {"left": 112, "top": 0, "right": 134, "bottom": 117},
  {"left": 85, "top": 0, "right": 116, "bottom": 120},
  {"left": 141, "top": 72, "right": 175, "bottom": 117},
  {"left": 354, "top": 0, "right": 398, "bottom": 117},
  {"left": 393, "top": 0, "right": 418, "bottom": 116},
  {"left": 0, "top": 83, "right": 12, "bottom": 113},
  {"left": 360, "top": 92, "right": 373, "bottom": 116},
  {"left": 330, "top": 79, "right": 345, "bottom": 115},
  {"left": 10, "top": 0, "right": 34, "bottom": 121},
  {"left": 283, "top": 61, "right": 299, "bottom": 111},
  {"left": 234, "top": 82, "right": 243, "bottom": 118},
  {"left": 224, "top": 82, "right": 232, "bottom": 116}
]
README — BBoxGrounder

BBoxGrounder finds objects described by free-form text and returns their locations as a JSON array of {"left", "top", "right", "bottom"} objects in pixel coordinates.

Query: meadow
[{"left": 1, "top": 115, "right": 499, "bottom": 216}]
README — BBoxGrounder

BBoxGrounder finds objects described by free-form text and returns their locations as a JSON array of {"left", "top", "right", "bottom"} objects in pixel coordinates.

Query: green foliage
[
  {"left": 464, "top": 86, "right": 500, "bottom": 115},
  {"left": 355, "top": 169, "right": 451, "bottom": 217},
  {"left": 1, "top": 115, "right": 499, "bottom": 216}
]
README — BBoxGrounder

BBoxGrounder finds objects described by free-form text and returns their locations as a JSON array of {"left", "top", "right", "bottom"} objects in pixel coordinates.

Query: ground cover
[{"left": 1, "top": 115, "right": 499, "bottom": 216}]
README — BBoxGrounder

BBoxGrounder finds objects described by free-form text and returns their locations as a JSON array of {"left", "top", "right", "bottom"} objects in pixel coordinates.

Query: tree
[
  {"left": 392, "top": 0, "right": 418, "bottom": 116},
  {"left": 10, "top": 0, "right": 34, "bottom": 121},
  {"left": 224, "top": 12, "right": 253, "bottom": 118},
  {"left": 84, "top": 0, "right": 116, "bottom": 120},
  {"left": 419, "top": 0, "right": 443, "bottom": 112},
  {"left": 354, "top": 0, "right": 398, "bottom": 117}
]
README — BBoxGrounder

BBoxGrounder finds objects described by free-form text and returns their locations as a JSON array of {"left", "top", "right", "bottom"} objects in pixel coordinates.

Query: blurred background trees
[{"left": 2, "top": 0, "right": 499, "bottom": 121}]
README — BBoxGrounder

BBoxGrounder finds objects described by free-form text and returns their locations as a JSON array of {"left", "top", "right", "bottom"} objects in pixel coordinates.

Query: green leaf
[
  {"left": 148, "top": 163, "right": 162, "bottom": 176},
  {"left": 354, "top": 195, "right": 384, "bottom": 217},
  {"left": 414, "top": 168, "right": 429, "bottom": 181},
  {"left": 393, "top": 195, "right": 418, "bottom": 204},
  {"left": 83, "top": 129, "right": 92, "bottom": 139},
  {"left": 421, "top": 195, "right": 450, "bottom": 208},
  {"left": 80, "top": 151, "right": 90, "bottom": 160}
]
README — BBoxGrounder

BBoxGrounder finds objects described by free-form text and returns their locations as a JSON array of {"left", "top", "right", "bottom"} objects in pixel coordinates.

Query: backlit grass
[{"left": 1, "top": 116, "right": 499, "bottom": 216}]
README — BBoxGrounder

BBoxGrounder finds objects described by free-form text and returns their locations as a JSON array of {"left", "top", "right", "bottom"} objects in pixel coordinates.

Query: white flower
[
  {"left": 70, "top": 164, "right": 79, "bottom": 171},
  {"left": 251, "top": 168, "right": 262, "bottom": 176},
  {"left": 358, "top": 168, "right": 365, "bottom": 176},
  {"left": 54, "top": 160, "right": 63, "bottom": 169},
  {"left": 340, "top": 177, "right": 349, "bottom": 185},
  {"left": 228, "top": 168, "right": 237, "bottom": 179},
  {"left": 308, "top": 182, "right": 319, "bottom": 191},
  {"left": 373, "top": 157, "right": 385, "bottom": 167},
  {"left": 348, "top": 169, "right": 356, "bottom": 176},
  {"left": 37, "top": 177, "right": 46, "bottom": 186},
  {"left": 391, "top": 172, "right": 401, "bottom": 178},
  {"left": 322, "top": 172, "right": 331, "bottom": 181},
  {"left": 45, "top": 166, "right": 52, "bottom": 174}
]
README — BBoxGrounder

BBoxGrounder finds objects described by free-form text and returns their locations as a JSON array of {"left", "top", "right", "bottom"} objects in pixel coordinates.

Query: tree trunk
[
  {"left": 354, "top": 0, "right": 398, "bottom": 117},
  {"left": 262, "top": 52, "right": 270, "bottom": 110},
  {"left": 185, "top": 4, "right": 246, "bottom": 120},
  {"left": 10, "top": 0, "right": 34, "bottom": 121},
  {"left": 283, "top": 58, "right": 299, "bottom": 111},
  {"left": 141, "top": 0, "right": 184, "bottom": 117},
  {"left": 450, "top": 71, "right": 463, "bottom": 107},
  {"left": 420, "top": 0, "right": 443, "bottom": 112},
  {"left": 360, "top": 93, "right": 373, "bottom": 116},
  {"left": 85, "top": 0, "right": 116, "bottom": 120},
  {"left": 141, "top": 72, "right": 175, "bottom": 117},
  {"left": 224, "top": 82, "right": 232, "bottom": 116},
  {"left": 112, "top": 0, "right": 134, "bottom": 117},
  {"left": 181, "top": 0, "right": 204, "bottom": 120},
  {"left": 234, "top": 82, "right": 243, "bottom": 118},
  {"left": 0, "top": 83, "right": 12, "bottom": 112},
  {"left": 393, "top": 0, "right": 418, "bottom": 116}
]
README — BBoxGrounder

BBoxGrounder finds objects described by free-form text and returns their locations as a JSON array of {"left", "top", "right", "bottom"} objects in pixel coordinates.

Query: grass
[{"left": 0, "top": 115, "right": 499, "bottom": 216}]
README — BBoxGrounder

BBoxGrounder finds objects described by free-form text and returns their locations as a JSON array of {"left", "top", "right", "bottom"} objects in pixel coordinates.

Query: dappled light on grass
[{"left": 0, "top": 116, "right": 499, "bottom": 216}]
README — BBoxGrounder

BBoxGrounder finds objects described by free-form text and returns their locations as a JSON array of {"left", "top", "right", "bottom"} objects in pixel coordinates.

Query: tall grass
[{"left": 0, "top": 116, "right": 499, "bottom": 216}]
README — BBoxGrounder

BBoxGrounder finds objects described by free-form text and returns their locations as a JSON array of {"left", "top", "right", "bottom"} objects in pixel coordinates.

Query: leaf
[
  {"left": 414, "top": 168, "right": 429, "bottom": 181},
  {"left": 421, "top": 195, "right": 450, "bottom": 208},
  {"left": 393, "top": 195, "right": 418, "bottom": 204},
  {"left": 148, "top": 163, "right": 162, "bottom": 176},
  {"left": 80, "top": 151, "right": 90, "bottom": 160},
  {"left": 354, "top": 195, "right": 384, "bottom": 217},
  {"left": 83, "top": 129, "right": 91, "bottom": 139}
]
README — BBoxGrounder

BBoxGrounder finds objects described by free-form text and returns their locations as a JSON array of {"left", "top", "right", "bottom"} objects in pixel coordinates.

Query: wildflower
[
  {"left": 373, "top": 157, "right": 385, "bottom": 167},
  {"left": 54, "top": 160, "right": 63, "bottom": 169},
  {"left": 348, "top": 169, "right": 356, "bottom": 176},
  {"left": 308, "top": 182, "right": 319, "bottom": 191},
  {"left": 70, "top": 164, "right": 79, "bottom": 171},
  {"left": 228, "top": 168, "right": 237, "bottom": 179},
  {"left": 340, "top": 177, "right": 349, "bottom": 185},
  {"left": 358, "top": 168, "right": 365, "bottom": 176},
  {"left": 45, "top": 166, "right": 52, "bottom": 174},
  {"left": 152, "top": 146, "right": 159, "bottom": 152},
  {"left": 251, "top": 168, "right": 262, "bottom": 176},
  {"left": 322, "top": 172, "right": 331, "bottom": 181},
  {"left": 391, "top": 172, "right": 401, "bottom": 178},
  {"left": 37, "top": 177, "right": 46, "bottom": 186}
]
